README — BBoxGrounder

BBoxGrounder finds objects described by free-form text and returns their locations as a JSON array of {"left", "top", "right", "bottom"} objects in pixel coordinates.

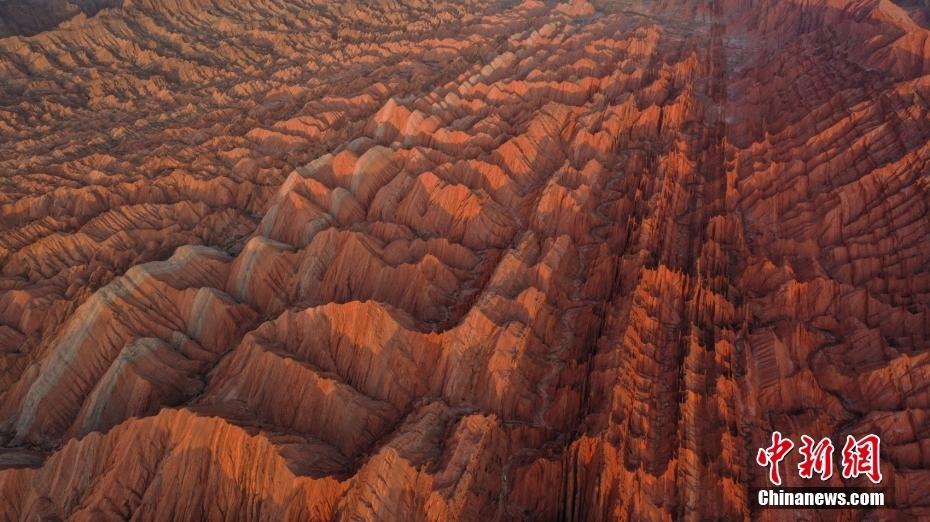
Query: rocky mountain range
[{"left": 0, "top": 0, "right": 928, "bottom": 520}]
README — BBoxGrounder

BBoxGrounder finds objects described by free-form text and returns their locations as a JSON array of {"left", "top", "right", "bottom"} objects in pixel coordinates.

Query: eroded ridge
[{"left": 0, "top": 0, "right": 928, "bottom": 520}]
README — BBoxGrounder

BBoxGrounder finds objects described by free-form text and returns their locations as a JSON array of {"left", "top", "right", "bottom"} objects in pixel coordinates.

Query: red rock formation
[{"left": 1, "top": 0, "right": 929, "bottom": 520}]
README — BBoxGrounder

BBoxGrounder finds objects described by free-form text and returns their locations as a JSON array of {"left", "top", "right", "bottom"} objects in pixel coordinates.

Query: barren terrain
[{"left": 1, "top": 0, "right": 929, "bottom": 520}]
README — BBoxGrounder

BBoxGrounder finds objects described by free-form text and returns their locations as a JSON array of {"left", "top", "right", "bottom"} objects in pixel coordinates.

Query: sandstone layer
[{"left": 1, "top": 0, "right": 929, "bottom": 520}]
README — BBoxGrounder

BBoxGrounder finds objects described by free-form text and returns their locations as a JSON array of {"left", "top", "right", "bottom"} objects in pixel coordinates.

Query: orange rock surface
[{"left": 1, "top": 0, "right": 929, "bottom": 520}]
